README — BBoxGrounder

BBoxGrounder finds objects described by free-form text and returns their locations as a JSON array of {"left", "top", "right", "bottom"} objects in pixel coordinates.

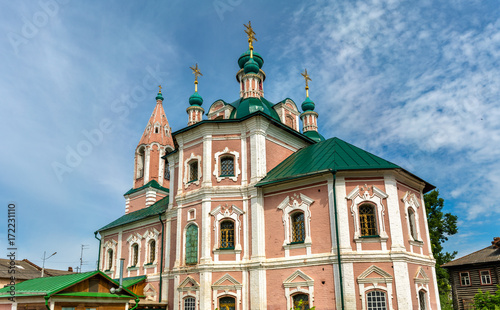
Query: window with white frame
[
  {"left": 366, "top": 290, "right": 387, "bottom": 310},
  {"left": 460, "top": 272, "right": 471, "bottom": 286},
  {"left": 131, "top": 243, "right": 139, "bottom": 267},
  {"left": 418, "top": 289, "right": 427, "bottom": 310},
  {"left": 184, "top": 297, "right": 196, "bottom": 310},
  {"left": 210, "top": 205, "right": 243, "bottom": 260},
  {"left": 402, "top": 191, "right": 422, "bottom": 242},
  {"left": 283, "top": 270, "right": 314, "bottom": 310},
  {"left": 148, "top": 240, "right": 156, "bottom": 264},
  {"left": 480, "top": 270, "right": 492, "bottom": 285},
  {"left": 359, "top": 204, "right": 377, "bottom": 237},
  {"left": 107, "top": 249, "right": 113, "bottom": 271},
  {"left": 220, "top": 220, "right": 235, "bottom": 249},
  {"left": 102, "top": 239, "right": 117, "bottom": 272},
  {"left": 136, "top": 146, "right": 146, "bottom": 179},
  {"left": 408, "top": 208, "right": 417, "bottom": 240},
  {"left": 277, "top": 194, "right": 314, "bottom": 255},
  {"left": 189, "top": 160, "right": 198, "bottom": 182},
  {"left": 213, "top": 147, "right": 240, "bottom": 182},
  {"left": 127, "top": 233, "right": 142, "bottom": 268},
  {"left": 184, "top": 153, "right": 202, "bottom": 187}
]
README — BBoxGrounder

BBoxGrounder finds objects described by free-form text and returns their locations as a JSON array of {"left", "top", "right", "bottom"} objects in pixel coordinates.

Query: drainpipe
[
  {"left": 331, "top": 171, "right": 345, "bottom": 310},
  {"left": 94, "top": 232, "right": 101, "bottom": 270},
  {"left": 110, "top": 259, "right": 125, "bottom": 294},
  {"left": 130, "top": 297, "right": 140, "bottom": 310},
  {"left": 158, "top": 214, "right": 165, "bottom": 303},
  {"left": 44, "top": 295, "right": 50, "bottom": 310}
]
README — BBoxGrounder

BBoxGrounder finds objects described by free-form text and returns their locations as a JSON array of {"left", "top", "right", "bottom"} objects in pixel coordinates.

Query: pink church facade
[{"left": 96, "top": 31, "right": 440, "bottom": 310}]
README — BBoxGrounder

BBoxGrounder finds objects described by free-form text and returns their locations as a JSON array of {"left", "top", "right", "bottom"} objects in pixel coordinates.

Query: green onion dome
[
  {"left": 301, "top": 97, "right": 315, "bottom": 111},
  {"left": 156, "top": 92, "right": 164, "bottom": 101},
  {"left": 188, "top": 91, "right": 203, "bottom": 106},
  {"left": 238, "top": 50, "right": 264, "bottom": 69},
  {"left": 244, "top": 57, "right": 260, "bottom": 74}
]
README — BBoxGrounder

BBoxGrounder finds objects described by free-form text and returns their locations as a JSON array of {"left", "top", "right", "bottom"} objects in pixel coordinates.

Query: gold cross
[
  {"left": 244, "top": 21, "right": 257, "bottom": 48},
  {"left": 158, "top": 85, "right": 162, "bottom": 93},
  {"left": 189, "top": 63, "right": 203, "bottom": 83},
  {"left": 301, "top": 69, "right": 312, "bottom": 97}
]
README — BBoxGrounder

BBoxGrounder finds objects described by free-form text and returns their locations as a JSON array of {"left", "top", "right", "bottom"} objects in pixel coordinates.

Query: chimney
[
  {"left": 68, "top": 267, "right": 73, "bottom": 272},
  {"left": 492, "top": 237, "right": 500, "bottom": 249}
]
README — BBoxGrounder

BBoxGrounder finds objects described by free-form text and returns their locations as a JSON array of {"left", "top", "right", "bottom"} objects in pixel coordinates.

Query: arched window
[
  {"left": 220, "top": 156, "right": 235, "bottom": 177},
  {"left": 148, "top": 240, "right": 156, "bottom": 264},
  {"left": 408, "top": 208, "right": 417, "bottom": 240},
  {"left": 291, "top": 212, "right": 305, "bottom": 243},
  {"left": 359, "top": 204, "right": 377, "bottom": 237},
  {"left": 185, "top": 224, "right": 198, "bottom": 265},
  {"left": 131, "top": 243, "right": 139, "bottom": 267},
  {"left": 220, "top": 220, "right": 235, "bottom": 249},
  {"left": 292, "top": 294, "right": 310, "bottom": 310},
  {"left": 219, "top": 296, "right": 235, "bottom": 310},
  {"left": 418, "top": 290, "right": 427, "bottom": 310},
  {"left": 164, "top": 158, "right": 170, "bottom": 181},
  {"left": 189, "top": 160, "right": 198, "bottom": 182},
  {"left": 107, "top": 249, "right": 113, "bottom": 270},
  {"left": 366, "top": 290, "right": 387, "bottom": 310},
  {"left": 137, "top": 147, "right": 145, "bottom": 179},
  {"left": 184, "top": 296, "right": 196, "bottom": 310}
]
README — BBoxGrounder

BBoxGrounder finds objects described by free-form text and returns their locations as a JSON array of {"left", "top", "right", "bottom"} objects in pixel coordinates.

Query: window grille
[
  {"left": 291, "top": 212, "right": 305, "bottom": 243},
  {"left": 131, "top": 244, "right": 139, "bottom": 267},
  {"left": 219, "top": 296, "right": 235, "bottom": 310},
  {"left": 149, "top": 240, "right": 156, "bottom": 264},
  {"left": 184, "top": 297, "right": 195, "bottom": 310},
  {"left": 359, "top": 204, "right": 377, "bottom": 236},
  {"left": 292, "top": 294, "right": 310, "bottom": 310},
  {"left": 189, "top": 161, "right": 198, "bottom": 182},
  {"left": 367, "top": 290, "right": 387, "bottom": 310},
  {"left": 185, "top": 224, "right": 198, "bottom": 264},
  {"left": 220, "top": 156, "right": 234, "bottom": 176},
  {"left": 220, "top": 220, "right": 235, "bottom": 249}
]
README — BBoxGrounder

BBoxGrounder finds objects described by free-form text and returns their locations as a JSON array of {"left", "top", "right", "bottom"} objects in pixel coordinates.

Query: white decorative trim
[
  {"left": 102, "top": 239, "right": 117, "bottom": 273},
  {"left": 182, "top": 222, "right": 199, "bottom": 266},
  {"left": 143, "top": 283, "right": 157, "bottom": 301},
  {"left": 277, "top": 193, "right": 314, "bottom": 257},
  {"left": 184, "top": 153, "right": 202, "bottom": 188},
  {"left": 283, "top": 270, "right": 315, "bottom": 310},
  {"left": 178, "top": 276, "right": 200, "bottom": 291},
  {"left": 414, "top": 268, "right": 432, "bottom": 310},
  {"left": 212, "top": 274, "right": 242, "bottom": 310},
  {"left": 357, "top": 265, "right": 394, "bottom": 310},
  {"left": 143, "top": 228, "right": 160, "bottom": 267},
  {"left": 402, "top": 191, "right": 422, "bottom": 244},
  {"left": 210, "top": 204, "right": 244, "bottom": 262},
  {"left": 187, "top": 208, "right": 196, "bottom": 221},
  {"left": 414, "top": 267, "right": 430, "bottom": 285},
  {"left": 213, "top": 147, "right": 241, "bottom": 182},
  {"left": 126, "top": 233, "right": 143, "bottom": 268},
  {"left": 347, "top": 184, "right": 389, "bottom": 251}
]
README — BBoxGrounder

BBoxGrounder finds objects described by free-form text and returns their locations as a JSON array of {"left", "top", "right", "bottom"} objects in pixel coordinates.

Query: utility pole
[
  {"left": 41, "top": 251, "right": 57, "bottom": 277},
  {"left": 79, "top": 244, "right": 89, "bottom": 273}
]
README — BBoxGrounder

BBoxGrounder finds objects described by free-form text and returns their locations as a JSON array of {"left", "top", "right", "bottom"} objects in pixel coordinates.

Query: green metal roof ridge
[
  {"left": 54, "top": 292, "right": 133, "bottom": 298},
  {"left": 124, "top": 179, "right": 169, "bottom": 196},
  {"left": 114, "top": 275, "right": 147, "bottom": 288},
  {"left": 256, "top": 137, "right": 431, "bottom": 188},
  {"left": 96, "top": 196, "right": 169, "bottom": 232}
]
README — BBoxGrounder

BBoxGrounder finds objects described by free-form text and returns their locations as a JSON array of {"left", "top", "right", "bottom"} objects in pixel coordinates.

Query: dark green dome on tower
[
  {"left": 189, "top": 91, "right": 203, "bottom": 106},
  {"left": 301, "top": 97, "right": 315, "bottom": 111},
  {"left": 244, "top": 58, "right": 260, "bottom": 74},
  {"left": 228, "top": 97, "right": 280, "bottom": 121},
  {"left": 238, "top": 50, "right": 264, "bottom": 69}
]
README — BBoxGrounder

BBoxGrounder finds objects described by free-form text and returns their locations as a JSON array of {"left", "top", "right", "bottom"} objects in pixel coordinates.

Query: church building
[{"left": 95, "top": 23, "right": 440, "bottom": 310}]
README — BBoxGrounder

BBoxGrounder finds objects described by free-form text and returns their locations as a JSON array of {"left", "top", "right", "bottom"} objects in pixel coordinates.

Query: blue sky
[{"left": 1, "top": 0, "right": 499, "bottom": 272}]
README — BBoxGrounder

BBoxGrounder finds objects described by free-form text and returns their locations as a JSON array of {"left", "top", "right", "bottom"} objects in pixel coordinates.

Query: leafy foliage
[
  {"left": 473, "top": 285, "right": 500, "bottom": 309},
  {"left": 424, "top": 190, "right": 458, "bottom": 301}
]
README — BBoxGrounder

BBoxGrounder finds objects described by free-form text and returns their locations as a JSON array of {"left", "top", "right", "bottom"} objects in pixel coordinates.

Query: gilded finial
[
  {"left": 244, "top": 21, "right": 257, "bottom": 57},
  {"left": 189, "top": 63, "right": 203, "bottom": 92},
  {"left": 158, "top": 85, "right": 162, "bottom": 93},
  {"left": 301, "top": 69, "right": 312, "bottom": 97}
]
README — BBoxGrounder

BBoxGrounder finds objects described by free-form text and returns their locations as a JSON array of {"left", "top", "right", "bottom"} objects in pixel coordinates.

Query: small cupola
[
  {"left": 186, "top": 63, "right": 205, "bottom": 126},
  {"left": 300, "top": 69, "right": 325, "bottom": 142}
]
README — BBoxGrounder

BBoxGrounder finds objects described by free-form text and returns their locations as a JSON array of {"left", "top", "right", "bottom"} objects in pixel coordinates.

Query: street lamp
[{"left": 41, "top": 251, "right": 57, "bottom": 277}]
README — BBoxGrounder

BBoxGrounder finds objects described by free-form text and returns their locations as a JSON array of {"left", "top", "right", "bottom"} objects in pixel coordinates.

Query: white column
[
  {"left": 249, "top": 122, "right": 268, "bottom": 184},
  {"left": 241, "top": 133, "right": 248, "bottom": 186},
  {"left": 200, "top": 271, "right": 212, "bottom": 310},
  {"left": 335, "top": 176, "right": 351, "bottom": 251},
  {"left": 250, "top": 268, "right": 267, "bottom": 309},
  {"left": 177, "top": 141, "right": 184, "bottom": 196},
  {"left": 117, "top": 231, "right": 122, "bottom": 279},
  {"left": 384, "top": 175, "right": 405, "bottom": 250},
  {"left": 175, "top": 207, "right": 182, "bottom": 267},
  {"left": 342, "top": 262, "right": 357, "bottom": 309},
  {"left": 144, "top": 145, "right": 151, "bottom": 184},
  {"left": 202, "top": 135, "right": 212, "bottom": 187},
  {"left": 393, "top": 261, "right": 413, "bottom": 309},
  {"left": 201, "top": 198, "right": 212, "bottom": 264}
]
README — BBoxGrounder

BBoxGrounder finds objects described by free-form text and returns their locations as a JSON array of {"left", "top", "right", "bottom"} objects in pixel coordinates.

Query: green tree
[
  {"left": 473, "top": 285, "right": 500, "bottom": 309},
  {"left": 424, "top": 190, "right": 458, "bottom": 306}
]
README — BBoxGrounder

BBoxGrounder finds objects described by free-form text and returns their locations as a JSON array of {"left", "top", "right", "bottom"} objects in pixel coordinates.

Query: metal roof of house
[
  {"left": 96, "top": 196, "right": 168, "bottom": 232},
  {"left": 0, "top": 271, "right": 136, "bottom": 298},
  {"left": 442, "top": 245, "right": 500, "bottom": 268},
  {"left": 114, "top": 275, "right": 147, "bottom": 288},
  {"left": 0, "top": 259, "right": 73, "bottom": 281},
  {"left": 256, "top": 137, "right": 434, "bottom": 192}
]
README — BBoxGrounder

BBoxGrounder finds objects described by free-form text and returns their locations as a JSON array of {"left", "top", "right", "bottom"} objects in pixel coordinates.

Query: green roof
[
  {"left": 0, "top": 271, "right": 136, "bottom": 298},
  {"left": 124, "top": 179, "right": 169, "bottom": 196},
  {"left": 228, "top": 97, "right": 281, "bottom": 121},
  {"left": 97, "top": 196, "right": 168, "bottom": 232},
  {"left": 115, "top": 275, "right": 146, "bottom": 288},
  {"left": 257, "top": 137, "right": 434, "bottom": 192}
]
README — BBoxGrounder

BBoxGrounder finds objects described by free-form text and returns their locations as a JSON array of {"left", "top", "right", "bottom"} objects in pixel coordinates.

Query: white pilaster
[
  {"left": 175, "top": 207, "right": 182, "bottom": 266},
  {"left": 384, "top": 175, "right": 405, "bottom": 250},
  {"left": 202, "top": 135, "right": 212, "bottom": 187},
  {"left": 201, "top": 198, "right": 212, "bottom": 264},
  {"left": 200, "top": 271, "right": 212, "bottom": 310},
  {"left": 393, "top": 261, "right": 412, "bottom": 309},
  {"left": 144, "top": 145, "right": 151, "bottom": 184},
  {"left": 117, "top": 231, "right": 122, "bottom": 279},
  {"left": 342, "top": 262, "right": 357, "bottom": 309},
  {"left": 335, "top": 176, "right": 351, "bottom": 251}
]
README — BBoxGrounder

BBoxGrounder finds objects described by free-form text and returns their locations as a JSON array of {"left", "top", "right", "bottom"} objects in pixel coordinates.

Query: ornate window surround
[
  {"left": 402, "top": 191, "right": 423, "bottom": 247},
  {"left": 212, "top": 274, "right": 242, "bottom": 310},
  {"left": 347, "top": 185, "right": 389, "bottom": 251},
  {"left": 414, "top": 267, "right": 431, "bottom": 310},
  {"left": 126, "top": 233, "right": 142, "bottom": 269},
  {"left": 283, "top": 270, "right": 315, "bottom": 310},
  {"left": 184, "top": 153, "right": 202, "bottom": 188},
  {"left": 103, "top": 239, "right": 117, "bottom": 273},
  {"left": 357, "top": 265, "right": 394, "bottom": 310},
  {"left": 178, "top": 276, "right": 200, "bottom": 310},
  {"left": 210, "top": 205, "right": 244, "bottom": 262},
  {"left": 213, "top": 147, "right": 240, "bottom": 182},
  {"left": 143, "top": 228, "right": 160, "bottom": 268},
  {"left": 277, "top": 193, "right": 314, "bottom": 257}
]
